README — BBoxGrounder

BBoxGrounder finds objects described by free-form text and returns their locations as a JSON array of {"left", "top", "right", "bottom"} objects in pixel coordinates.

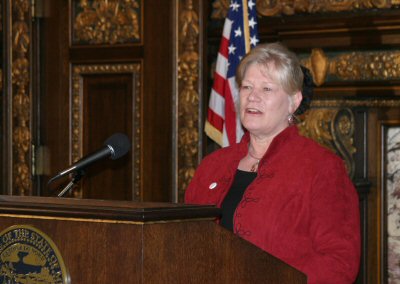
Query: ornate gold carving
[
  {"left": 301, "top": 49, "right": 400, "bottom": 86},
  {"left": 256, "top": 0, "right": 391, "bottom": 16},
  {"left": 71, "top": 64, "right": 141, "bottom": 198},
  {"left": 177, "top": 0, "right": 200, "bottom": 202},
  {"left": 212, "top": 0, "right": 395, "bottom": 17},
  {"left": 298, "top": 108, "right": 356, "bottom": 178},
  {"left": 211, "top": 0, "right": 230, "bottom": 19},
  {"left": 12, "top": 0, "right": 32, "bottom": 195},
  {"left": 72, "top": 0, "right": 141, "bottom": 45},
  {"left": 311, "top": 99, "right": 400, "bottom": 108},
  {"left": 307, "top": 49, "right": 329, "bottom": 87},
  {"left": 330, "top": 51, "right": 400, "bottom": 80}
]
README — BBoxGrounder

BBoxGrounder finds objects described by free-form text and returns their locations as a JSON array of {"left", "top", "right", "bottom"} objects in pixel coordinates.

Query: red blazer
[{"left": 185, "top": 126, "right": 360, "bottom": 284}]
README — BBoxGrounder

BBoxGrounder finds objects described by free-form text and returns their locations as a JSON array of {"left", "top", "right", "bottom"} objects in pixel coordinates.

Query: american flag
[{"left": 205, "top": 0, "right": 259, "bottom": 147}]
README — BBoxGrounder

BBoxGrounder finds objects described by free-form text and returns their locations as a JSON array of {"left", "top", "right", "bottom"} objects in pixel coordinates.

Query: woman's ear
[{"left": 290, "top": 91, "right": 303, "bottom": 114}]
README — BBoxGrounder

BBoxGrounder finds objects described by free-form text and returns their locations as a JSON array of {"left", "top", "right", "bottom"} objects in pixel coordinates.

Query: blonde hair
[{"left": 236, "top": 42, "right": 303, "bottom": 97}]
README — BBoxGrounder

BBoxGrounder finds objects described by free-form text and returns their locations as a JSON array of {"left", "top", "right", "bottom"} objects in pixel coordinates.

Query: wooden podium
[{"left": 0, "top": 195, "right": 306, "bottom": 283}]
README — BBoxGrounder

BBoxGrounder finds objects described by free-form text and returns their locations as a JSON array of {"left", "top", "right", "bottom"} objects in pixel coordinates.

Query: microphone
[{"left": 49, "top": 133, "right": 131, "bottom": 184}]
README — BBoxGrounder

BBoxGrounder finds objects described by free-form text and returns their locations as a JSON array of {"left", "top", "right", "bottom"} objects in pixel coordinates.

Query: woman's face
[{"left": 239, "top": 63, "right": 299, "bottom": 138}]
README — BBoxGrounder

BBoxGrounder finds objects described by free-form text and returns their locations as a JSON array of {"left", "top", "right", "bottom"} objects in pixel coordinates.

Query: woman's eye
[
  {"left": 241, "top": 86, "right": 251, "bottom": 91},
  {"left": 263, "top": 87, "right": 272, "bottom": 92}
]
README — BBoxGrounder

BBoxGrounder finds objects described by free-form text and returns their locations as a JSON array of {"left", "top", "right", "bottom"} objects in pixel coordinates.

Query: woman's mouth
[{"left": 246, "top": 108, "right": 262, "bottom": 114}]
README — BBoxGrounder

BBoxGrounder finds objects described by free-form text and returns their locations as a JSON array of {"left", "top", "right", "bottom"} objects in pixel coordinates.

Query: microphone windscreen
[{"left": 105, "top": 133, "right": 131, "bottom": 160}]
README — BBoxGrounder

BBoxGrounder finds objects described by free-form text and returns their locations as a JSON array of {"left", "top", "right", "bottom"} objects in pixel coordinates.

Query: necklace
[{"left": 248, "top": 151, "right": 262, "bottom": 172}]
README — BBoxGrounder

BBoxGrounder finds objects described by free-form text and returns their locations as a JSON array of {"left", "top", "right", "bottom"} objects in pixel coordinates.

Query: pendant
[{"left": 250, "top": 160, "right": 259, "bottom": 172}]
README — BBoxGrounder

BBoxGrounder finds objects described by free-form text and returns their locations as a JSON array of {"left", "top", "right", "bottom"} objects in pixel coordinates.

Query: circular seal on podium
[{"left": 0, "top": 225, "right": 70, "bottom": 283}]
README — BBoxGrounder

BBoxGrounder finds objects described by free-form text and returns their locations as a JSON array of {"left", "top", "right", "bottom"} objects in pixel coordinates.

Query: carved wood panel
[
  {"left": 71, "top": 64, "right": 141, "bottom": 200},
  {"left": 0, "top": 0, "right": 33, "bottom": 195}
]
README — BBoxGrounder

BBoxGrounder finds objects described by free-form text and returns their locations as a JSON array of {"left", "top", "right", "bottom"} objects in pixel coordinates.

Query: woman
[{"left": 185, "top": 42, "right": 360, "bottom": 283}]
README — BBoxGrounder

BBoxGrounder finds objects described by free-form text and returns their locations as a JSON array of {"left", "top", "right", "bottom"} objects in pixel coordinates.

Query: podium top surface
[{"left": 0, "top": 195, "right": 220, "bottom": 222}]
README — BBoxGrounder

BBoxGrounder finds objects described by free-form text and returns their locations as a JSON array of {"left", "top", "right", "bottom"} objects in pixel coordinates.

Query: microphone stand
[{"left": 57, "top": 170, "right": 85, "bottom": 197}]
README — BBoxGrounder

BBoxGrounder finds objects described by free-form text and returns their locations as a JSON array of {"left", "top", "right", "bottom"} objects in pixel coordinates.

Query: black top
[{"left": 220, "top": 169, "right": 257, "bottom": 231}]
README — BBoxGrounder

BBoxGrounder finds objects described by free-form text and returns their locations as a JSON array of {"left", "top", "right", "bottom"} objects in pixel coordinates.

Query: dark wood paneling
[
  {"left": 69, "top": 45, "right": 144, "bottom": 63},
  {"left": 0, "top": 195, "right": 221, "bottom": 221},
  {"left": 141, "top": 0, "right": 173, "bottom": 201},
  {"left": 143, "top": 221, "right": 305, "bottom": 283},
  {"left": 0, "top": 216, "right": 143, "bottom": 283},
  {"left": 82, "top": 74, "right": 133, "bottom": 200},
  {"left": 258, "top": 10, "right": 400, "bottom": 51},
  {"left": 38, "top": 0, "right": 71, "bottom": 196},
  {"left": 353, "top": 108, "right": 371, "bottom": 284}
]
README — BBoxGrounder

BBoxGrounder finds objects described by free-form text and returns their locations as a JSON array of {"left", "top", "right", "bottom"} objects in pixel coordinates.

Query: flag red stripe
[
  {"left": 212, "top": 72, "right": 226, "bottom": 97},
  {"left": 219, "top": 37, "right": 229, "bottom": 59},
  {"left": 207, "top": 108, "right": 224, "bottom": 132}
]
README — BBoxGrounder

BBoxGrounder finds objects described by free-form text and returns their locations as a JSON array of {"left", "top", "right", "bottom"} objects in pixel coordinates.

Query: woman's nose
[{"left": 248, "top": 89, "right": 260, "bottom": 101}]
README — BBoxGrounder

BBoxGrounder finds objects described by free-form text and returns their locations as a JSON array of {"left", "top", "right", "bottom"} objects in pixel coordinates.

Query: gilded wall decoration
[
  {"left": 211, "top": 0, "right": 230, "bottom": 19},
  {"left": 212, "top": 0, "right": 398, "bottom": 18},
  {"left": 177, "top": 0, "right": 200, "bottom": 202},
  {"left": 256, "top": 0, "right": 395, "bottom": 16},
  {"left": 71, "top": 64, "right": 141, "bottom": 198},
  {"left": 11, "top": 0, "right": 32, "bottom": 195},
  {"left": 298, "top": 108, "right": 356, "bottom": 178},
  {"left": 72, "top": 0, "right": 141, "bottom": 45},
  {"left": 311, "top": 99, "right": 400, "bottom": 108},
  {"left": 301, "top": 49, "right": 400, "bottom": 86}
]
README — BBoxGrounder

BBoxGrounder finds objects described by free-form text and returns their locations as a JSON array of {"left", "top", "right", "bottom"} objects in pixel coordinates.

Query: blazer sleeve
[{"left": 302, "top": 157, "right": 361, "bottom": 284}]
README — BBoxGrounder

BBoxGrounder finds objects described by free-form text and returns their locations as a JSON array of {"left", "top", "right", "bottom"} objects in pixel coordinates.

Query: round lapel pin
[{"left": 209, "top": 182, "right": 217, "bottom": 190}]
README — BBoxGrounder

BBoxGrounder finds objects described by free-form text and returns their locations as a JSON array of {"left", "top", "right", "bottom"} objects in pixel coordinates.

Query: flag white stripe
[
  {"left": 227, "top": 77, "right": 241, "bottom": 122},
  {"left": 215, "top": 54, "right": 228, "bottom": 80},
  {"left": 236, "top": 116, "right": 244, "bottom": 143},
  {"left": 222, "top": 124, "right": 229, "bottom": 147},
  {"left": 222, "top": 19, "right": 233, "bottom": 40},
  {"left": 228, "top": 75, "right": 243, "bottom": 145},
  {"left": 228, "top": 77, "right": 240, "bottom": 104}
]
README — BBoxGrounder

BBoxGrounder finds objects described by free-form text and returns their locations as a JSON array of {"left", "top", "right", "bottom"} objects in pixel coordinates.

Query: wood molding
[{"left": 71, "top": 63, "right": 142, "bottom": 199}]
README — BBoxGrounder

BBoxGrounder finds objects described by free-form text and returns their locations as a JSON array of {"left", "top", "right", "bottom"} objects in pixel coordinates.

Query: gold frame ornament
[
  {"left": 72, "top": 0, "right": 142, "bottom": 45},
  {"left": 212, "top": 0, "right": 398, "bottom": 18}
]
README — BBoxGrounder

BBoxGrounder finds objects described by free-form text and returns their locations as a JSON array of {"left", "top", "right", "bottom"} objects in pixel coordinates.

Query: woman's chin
[{"left": 242, "top": 122, "right": 263, "bottom": 133}]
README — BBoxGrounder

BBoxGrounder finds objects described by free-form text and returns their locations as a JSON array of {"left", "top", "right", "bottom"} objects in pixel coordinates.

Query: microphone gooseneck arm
[{"left": 57, "top": 170, "right": 85, "bottom": 197}]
